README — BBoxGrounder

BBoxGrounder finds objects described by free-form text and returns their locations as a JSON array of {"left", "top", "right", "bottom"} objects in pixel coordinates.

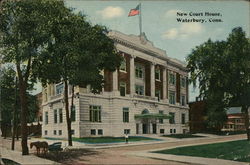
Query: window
[
  {"left": 135, "top": 65, "right": 144, "bottom": 79},
  {"left": 120, "top": 57, "right": 126, "bottom": 71},
  {"left": 124, "top": 129, "right": 130, "bottom": 134},
  {"left": 155, "top": 90, "right": 161, "bottom": 101},
  {"left": 55, "top": 83, "right": 64, "bottom": 95},
  {"left": 123, "top": 107, "right": 129, "bottom": 123},
  {"left": 182, "top": 113, "right": 186, "bottom": 124},
  {"left": 89, "top": 105, "right": 101, "bottom": 122},
  {"left": 160, "top": 129, "right": 165, "bottom": 134},
  {"left": 173, "top": 129, "right": 176, "bottom": 133},
  {"left": 59, "top": 130, "right": 62, "bottom": 135},
  {"left": 44, "top": 130, "right": 47, "bottom": 135},
  {"left": 71, "top": 105, "right": 76, "bottom": 122},
  {"left": 169, "top": 91, "right": 176, "bottom": 104},
  {"left": 169, "top": 73, "right": 176, "bottom": 85},
  {"left": 181, "top": 77, "right": 186, "bottom": 88},
  {"left": 59, "top": 109, "right": 63, "bottom": 123},
  {"left": 45, "top": 112, "right": 48, "bottom": 125},
  {"left": 54, "top": 109, "right": 57, "bottom": 123},
  {"left": 181, "top": 95, "right": 186, "bottom": 106},
  {"left": 169, "top": 112, "right": 175, "bottom": 124},
  {"left": 135, "top": 85, "right": 144, "bottom": 95},
  {"left": 98, "top": 129, "right": 103, "bottom": 135},
  {"left": 71, "top": 130, "right": 75, "bottom": 135},
  {"left": 39, "top": 116, "right": 43, "bottom": 122},
  {"left": 53, "top": 130, "right": 57, "bottom": 135},
  {"left": 159, "top": 110, "right": 163, "bottom": 124},
  {"left": 170, "top": 129, "right": 173, "bottom": 134},
  {"left": 119, "top": 82, "right": 126, "bottom": 96},
  {"left": 91, "top": 129, "right": 96, "bottom": 135},
  {"left": 155, "top": 69, "right": 161, "bottom": 81}
]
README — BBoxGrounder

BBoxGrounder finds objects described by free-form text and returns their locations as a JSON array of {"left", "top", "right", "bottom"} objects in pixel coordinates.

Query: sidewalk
[{"left": 0, "top": 146, "right": 59, "bottom": 165}]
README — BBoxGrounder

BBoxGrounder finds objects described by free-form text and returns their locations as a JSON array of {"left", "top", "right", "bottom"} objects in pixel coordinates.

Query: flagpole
[{"left": 139, "top": 3, "right": 142, "bottom": 36}]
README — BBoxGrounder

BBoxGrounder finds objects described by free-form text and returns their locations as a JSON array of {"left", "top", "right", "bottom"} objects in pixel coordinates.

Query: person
[{"left": 125, "top": 134, "right": 129, "bottom": 144}]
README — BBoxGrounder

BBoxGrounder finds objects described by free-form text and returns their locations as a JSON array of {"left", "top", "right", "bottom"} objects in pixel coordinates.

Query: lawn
[
  {"left": 162, "top": 134, "right": 204, "bottom": 139},
  {"left": 46, "top": 136, "right": 159, "bottom": 144},
  {"left": 72, "top": 136, "right": 159, "bottom": 143},
  {"left": 155, "top": 140, "right": 250, "bottom": 162}
]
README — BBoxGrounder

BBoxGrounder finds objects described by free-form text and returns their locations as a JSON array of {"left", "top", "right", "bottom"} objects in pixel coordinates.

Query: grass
[
  {"left": 2, "top": 158, "right": 21, "bottom": 165},
  {"left": 155, "top": 140, "right": 250, "bottom": 162},
  {"left": 198, "top": 130, "right": 246, "bottom": 136},
  {"left": 72, "top": 136, "right": 159, "bottom": 143},
  {"left": 45, "top": 136, "right": 159, "bottom": 144},
  {"left": 162, "top": 134, "right": 204, "bottom": 139}
]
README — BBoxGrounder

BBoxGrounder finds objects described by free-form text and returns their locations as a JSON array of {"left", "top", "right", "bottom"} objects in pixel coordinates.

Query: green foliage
[
  {"left": 187, "top": 27, "right": 250, "bottom": 129},
  {"left": 32, "top": 10, "right": 121, "bottom": 92},
  {"left": 0, "top": 67, "right": 39, "bottom": 125},
  {"left": 155, "top": 140, "right": 250, "bottom": 162}
]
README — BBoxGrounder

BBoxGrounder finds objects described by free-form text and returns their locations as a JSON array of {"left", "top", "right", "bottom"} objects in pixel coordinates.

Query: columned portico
[
  {"left": 163, "top": 68, "right": 167, "bottom": 100},
  {"left": 112, "top": 69, "right": 118, "bottom": 92},
  {"left": 130, "top": 55, "right": 135, "bottom": 95},
  {"left": 150, "top": 62, "right": 155, "bottom": 98}
]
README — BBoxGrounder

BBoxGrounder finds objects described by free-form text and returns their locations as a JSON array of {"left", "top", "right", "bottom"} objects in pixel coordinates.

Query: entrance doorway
[
  {"left": 142, "top": 124, "right": 148, "bottom": 134},
  {"left": 152, "top": 123, "right": 157, "bottom": 134}
]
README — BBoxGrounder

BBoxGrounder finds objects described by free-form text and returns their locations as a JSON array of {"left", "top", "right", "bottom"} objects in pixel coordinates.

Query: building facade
[
  {"left": 42, "top": 31, "right": 189, "bottom": 138},
  {"left": 222, "top": 113, "right": 245, "bottom": 131},
  {"left": 189, "top": 99, "right": 207, "bottom": 133}
]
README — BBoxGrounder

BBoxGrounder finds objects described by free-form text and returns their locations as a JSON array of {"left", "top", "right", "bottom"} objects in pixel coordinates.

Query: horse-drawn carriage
[{"left": 30, "top": 141, "right": 63, "bottom": 155}]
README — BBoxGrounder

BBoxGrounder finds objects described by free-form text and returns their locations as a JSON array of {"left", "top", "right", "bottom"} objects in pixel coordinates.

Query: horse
[{"left": 30, "top": 141, "right": 49, "bottom": 155}]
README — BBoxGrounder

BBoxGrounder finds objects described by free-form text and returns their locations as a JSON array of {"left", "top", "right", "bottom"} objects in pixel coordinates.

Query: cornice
[{"left": 111, "top": 35, "right": 188, "bottom": 72}]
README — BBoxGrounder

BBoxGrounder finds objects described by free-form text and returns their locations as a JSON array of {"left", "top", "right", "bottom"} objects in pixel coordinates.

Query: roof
[
  {"left": 108, "top": 30, "right": 187, "bottom": 69},
  {"left": 226, "top": 107, "right": 241, "bottom": 114}
]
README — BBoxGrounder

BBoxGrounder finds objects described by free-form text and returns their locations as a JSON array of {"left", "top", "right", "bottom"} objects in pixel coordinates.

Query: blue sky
[{"left": 34, "top": 0, "right": 249, "bottom": 101}]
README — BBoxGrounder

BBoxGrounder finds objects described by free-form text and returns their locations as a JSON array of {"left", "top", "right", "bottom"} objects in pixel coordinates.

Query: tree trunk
[
  {"left": 16, "top": 125, "right": 19, "bottom": 140},
  {"left": 11, "top": 77, "right": 18, "bottom": 150},
  {"left": 11, "top": 114, "right": 16, "bottom": 150},
  {"left": 70, "top": 85, "right": 75, "bottom": 123},
  {"left": 242, "top": 106, "right": 250, "bottom": 140},
  {"left": 64, "top": 81, "right": 72, "bottom": 146},
  {"left": 18, "top": 79, "right": 29, "bottom": 155}
]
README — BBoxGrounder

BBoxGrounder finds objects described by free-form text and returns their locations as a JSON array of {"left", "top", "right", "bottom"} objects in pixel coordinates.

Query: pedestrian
[{"left": 125, "top": 133, "right": 129, "bottom": 144}]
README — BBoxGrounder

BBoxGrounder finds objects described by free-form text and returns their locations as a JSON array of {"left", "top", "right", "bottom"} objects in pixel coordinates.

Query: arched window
[{"left": 142, "top": 109, "right": 149, "bottom": 114}]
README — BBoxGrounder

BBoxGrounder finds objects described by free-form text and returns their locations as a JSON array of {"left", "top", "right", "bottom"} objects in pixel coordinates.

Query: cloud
[
  {"left": 162, "top": 23, "right": 204, "bottom": 40},
  {"left": 97, "top": 6, "right": 124, "bottom": 19},
  {"left": 165, "top": 9, "right": 183, "bottom": 18},
  {"left": 162, "top": 28, "right": 178, "bottom": 39}
]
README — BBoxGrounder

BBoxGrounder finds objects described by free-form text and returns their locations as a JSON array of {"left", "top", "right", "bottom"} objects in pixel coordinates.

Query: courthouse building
[{"left": 42, "top": 31, "right": 189, "bottom": 138}]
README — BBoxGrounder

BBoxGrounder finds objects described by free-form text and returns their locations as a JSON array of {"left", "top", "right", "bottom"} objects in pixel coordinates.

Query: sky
[{"left": 33, "top": 0, "right": 250, "bottom": 101}]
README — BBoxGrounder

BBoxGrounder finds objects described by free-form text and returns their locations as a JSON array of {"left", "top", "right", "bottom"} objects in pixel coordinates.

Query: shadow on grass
[
  {"left": 2, "top": 158, "right": 21, "bottom": 165},
  {"left": 162, "top": 134, "right": 204, "bottom": 139},
  {"left": 38, "top": 149, "right": 99, "bottom": 163}
]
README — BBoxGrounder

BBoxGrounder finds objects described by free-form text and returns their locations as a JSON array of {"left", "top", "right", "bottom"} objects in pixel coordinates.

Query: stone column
[
  {"left": 163, "top": 68, "right": 167, "bottom": 100},
  {"left": 112, "top": 69, "right": 118, "bottom": 95},
  {"left": 130, "top": 55, "right": 135, "bottom": 96},
  {"left": 150, "top": 62, "right": 155, "bottom": 98}
]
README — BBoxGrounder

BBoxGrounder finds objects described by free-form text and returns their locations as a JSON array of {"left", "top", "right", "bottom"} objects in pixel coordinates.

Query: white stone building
[{"left": 42, "top": 31, "right": 189, "bottom": 138}]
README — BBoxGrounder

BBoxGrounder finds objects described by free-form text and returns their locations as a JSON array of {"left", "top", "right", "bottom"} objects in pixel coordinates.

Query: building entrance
[
  {"left": 142, "top": 123, "right": 148, "bottom": 134},
  {"left": 152, "top": 123, "right": 157, "bottom": 134}
]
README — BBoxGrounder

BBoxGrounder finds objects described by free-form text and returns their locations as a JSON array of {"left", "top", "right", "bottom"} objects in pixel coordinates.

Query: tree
[
  {"left": 187, "top": 27, "right": 250, "bottom": 140},
  {"left": 33, "top": 10, "right": 121, "bottom": 146},
  {"left": 0, "top": 66, "right": 38, "bottom": 143},
  {"left": 0, "top": 0, "right": 70, "bottom": 154}
]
